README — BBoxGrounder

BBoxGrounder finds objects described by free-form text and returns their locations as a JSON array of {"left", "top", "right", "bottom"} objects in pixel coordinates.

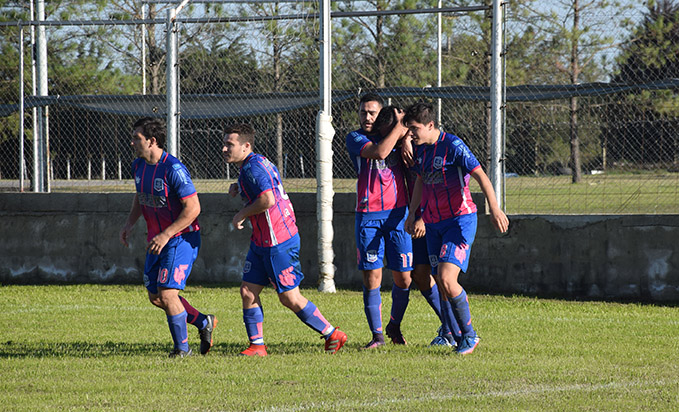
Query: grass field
[
  {"left": 2, "top": 284, "right": 678, "bottom": 411},
  {"left": 4, "top": 172, "right": 678, "bottom": 214}
]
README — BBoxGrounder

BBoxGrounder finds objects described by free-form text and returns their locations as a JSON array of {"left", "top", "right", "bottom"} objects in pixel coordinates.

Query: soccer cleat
[
  {"left": 385, "top": 321, "right": 407, "bottom": 345},
  {"left": 324, "top": 328, "right": 348, "bottom": 354},
  {"left": 430, "top": 335, "right": 454, "bottom": 347},
  {"left": 361, "top": 336, "right": 385, "bottom": 350},
  {"left": 168, "top": 347, "right": 193, "bottom": 358},
  {"left": 199, "top": 314, "right": 217, "bottom": 355},
  {"left": 239, "top": 343, "right": 268, "bottom": 357},
  {"left": 456, "top": 335, "right": 480, "bottom": 355},
  {"left": 430, "top": 325, "right": 456, "bottom": 347}
]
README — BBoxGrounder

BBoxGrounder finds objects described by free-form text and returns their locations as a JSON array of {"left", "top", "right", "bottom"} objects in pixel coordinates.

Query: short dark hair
[
  {"left": 359, "top": 92, "right": 384, "bottom": 107},
  {"left": 373, "top": 105, "right": 402, "bottom": 135},
  {"left": 224, "top": 123, "right": 255, "bottom": 146},
  {"left": 132, "top": 117, "right": 166, "bottom": 149},
  {"left": 404, "top": 102, "right": 438, "bottom": 128}
]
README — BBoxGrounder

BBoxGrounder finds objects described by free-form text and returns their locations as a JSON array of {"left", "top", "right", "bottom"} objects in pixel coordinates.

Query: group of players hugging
[{"left": 119, "top": 95, "right": 508, "bottom": 358}]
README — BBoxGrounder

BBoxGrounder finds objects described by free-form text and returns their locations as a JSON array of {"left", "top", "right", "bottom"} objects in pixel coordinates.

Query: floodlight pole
[
  {"left": 489, "top": 0, "right": 504, "bottom": 209},
  {"left": 19, "top": 27, "right": 25, "bottom": 191},
  {"left": 34, "top": 0, "right": 49, "bottom": 192},
  {"left": 166, "top": 7, "right": 179, "bottom": 157},
  {"left": 316, "top": 0, "right": 336, "bottom": 293}
]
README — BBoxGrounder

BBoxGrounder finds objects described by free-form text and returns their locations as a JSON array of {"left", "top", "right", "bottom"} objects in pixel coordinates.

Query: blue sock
[
  {"left": 449, "top": 289, "right": 475, "bottom": 337},
  {"left": 440, "top": 296, "right": 461, "bottom": 342},
  {"left": 296, "top": 301, "right": 334, "bottom": 336},
  {"left": 243, "top": 307, "right": 264, "bottom": 345},
  {"left": 363, "top": 286, "right": 383, "bottom": 335},
  {"left": 167, "top": 311, "right": 189, "bottom": 351},
  {"left": 179, "top": 295, "right": 208, "bottom": 329},
  {"left": 421, "top": 283, "right": 445, "bottom": 330},
  {"left": 390, "top": 284, "right": 410, "bottom": 325}
]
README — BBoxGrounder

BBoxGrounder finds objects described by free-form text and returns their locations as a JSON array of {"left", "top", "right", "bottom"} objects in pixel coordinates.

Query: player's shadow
[{"left": 0, "top": 340, "right": 242, "bottom": 358}]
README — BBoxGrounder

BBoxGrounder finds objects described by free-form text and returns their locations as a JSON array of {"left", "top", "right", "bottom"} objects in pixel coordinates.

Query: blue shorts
[
  {"left": 355, "top": 207, "right": 413, "bottom": 272},
  {"left": 425, "top": 213, "right": 477, "bottom": 274},
  {"left": 144, "top": 231, "right": 200, "bottom": 294},
  {"left": 243, "top": 234, "right": 305, "bottom": 294},
  {"left": 412, "top": 236, "right": 430, "bottom": 266}
]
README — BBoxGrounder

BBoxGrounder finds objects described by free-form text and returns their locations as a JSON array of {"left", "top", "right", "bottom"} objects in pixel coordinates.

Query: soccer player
[
  {"left": 222, "top": 123, "right": 347, "bottom": 357},
  {"left": 392, "top": 117, "right": 462, "bottom": 348},
  {"left": 403, "top": 102, "right": 509, "bottom": 355},
  {"left": 345, "top": 94, "right": 413, "bottom": 349},
  {"left": 119, "top": 117, "right": 216, "bottom": 358}
]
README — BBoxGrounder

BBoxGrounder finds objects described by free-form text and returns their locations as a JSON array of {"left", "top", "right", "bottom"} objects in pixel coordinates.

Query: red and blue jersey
[
  {"left": 413, "top": 131, "right": 480, "bottom": 224},
  {"left": 346, "top": 129, "right": 409, "bottom": 216},
  {"left": 237, "top": 152, "right": 298, "bottom": 248},
  {"left": 132, "top": 152, "right": 200, "bottom": 242}
]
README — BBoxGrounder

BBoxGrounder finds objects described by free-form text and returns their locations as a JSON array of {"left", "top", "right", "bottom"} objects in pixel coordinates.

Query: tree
[
  {"left": 610, "top": 0, "right": 679, "bottom": 167},
  {"left": 526, "top": 0, "right": 635, "bottom": 182}
]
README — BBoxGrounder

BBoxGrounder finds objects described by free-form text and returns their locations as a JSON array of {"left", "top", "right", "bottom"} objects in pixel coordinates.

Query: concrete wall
[{"left": 1, "top": 193, "right": 678, "bottom": 302}]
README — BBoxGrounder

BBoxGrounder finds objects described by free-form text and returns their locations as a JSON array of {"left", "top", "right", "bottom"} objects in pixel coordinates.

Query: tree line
[{"left": 1, "top": 0, "right": 678, "bottom": 181}]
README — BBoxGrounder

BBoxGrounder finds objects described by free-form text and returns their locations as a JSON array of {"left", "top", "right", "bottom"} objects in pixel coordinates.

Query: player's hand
[
  {"left": 490, "top": 209, "right": 510, "bottom": 234},
  {"left": 404, "top": 214, "right": 415, "bottom": 236},
  {"left": 119, "top": 224, "right": 133, "bottom": 247},
  {"left": 232, "top": 212, "right": 246, "bottom": 230},
  {"left": 147, "top": 232, "right": 170, "bottom": 255},
  {"left": 411, "top": 217, "right": 426, "bottom": 239},
  {"left": 228, "top": 183, "right": 239, "bottom": 198}
]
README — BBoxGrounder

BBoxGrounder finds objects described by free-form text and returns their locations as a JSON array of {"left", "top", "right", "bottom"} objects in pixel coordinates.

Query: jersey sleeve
[
  {"left": 450, "top": 137, "right": 481, "bottom": 174},
  {"left": 167, "top": 162, "right": 197, "bottom": 199},
  {"left": 244, "top": 158, "right": 275, "bottom": 199},
  {"left": 346, "top": 131, "right": 371, "bottom": 158}
]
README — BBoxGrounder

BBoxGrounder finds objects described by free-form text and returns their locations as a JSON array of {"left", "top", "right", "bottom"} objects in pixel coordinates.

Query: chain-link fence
[{"left": 1, "top": 0, "right": 678, "bottom": 214}]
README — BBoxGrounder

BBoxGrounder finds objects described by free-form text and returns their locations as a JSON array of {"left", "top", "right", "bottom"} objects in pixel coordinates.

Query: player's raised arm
[{"left": 360, "top": 108, "right": 408, "bottom": 160}]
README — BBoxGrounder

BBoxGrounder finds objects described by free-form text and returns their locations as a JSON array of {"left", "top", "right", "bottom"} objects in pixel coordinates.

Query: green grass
[{"left": 1, "top": 284, "right": 678, "bottom": 411}]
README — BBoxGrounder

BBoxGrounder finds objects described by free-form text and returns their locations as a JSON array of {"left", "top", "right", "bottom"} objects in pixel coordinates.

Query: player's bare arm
[
  {"left": 228, "top": 182, "right": 239, "bottom": 198},
  {"left": 233, "top": 190, "right": 275, "bottom": 230},
  {"left": 147, "top": 194, "right": 201, "bottom": 254},
  {"left": 120, "top": 193, "right": 142, "bottom": 247},
  {"left": 405, "top": 176, "right": 424, "bottom": 237},
  {"left": 400, "top": 133, "right": 415, "bottom": 167},
  {"left": 360, "top": 109, "right": 408, "bottom": 160},
  {"left": 470, "top": 167, "right": 509, "bottom": 233}
]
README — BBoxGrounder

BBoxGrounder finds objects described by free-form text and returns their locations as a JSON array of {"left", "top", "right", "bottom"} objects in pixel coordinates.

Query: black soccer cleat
[
  {"left": 199, "top": 314, "right": 217, "bottom": 355},
  {"left": 169, "top": 347, "right": 193, "bottom": 358}
]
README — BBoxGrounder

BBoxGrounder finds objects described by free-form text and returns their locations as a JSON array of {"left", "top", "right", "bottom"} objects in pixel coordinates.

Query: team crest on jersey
[
  {"left": 433, "top": 156, "right": 444, "bottom": 169},
  {"left": 154, "top": 178, "right": 165, "bottom": 191},
  {"left": 366, "top": 250, "right": 379, "bottom": 263},
  {"left": 243, "top": 261, "right": 251, "bottom": 273},
  {"left": 428, "top": 255, "right": 439, "bottom": 267},
  {"left": 135, "top": 176, "right": 141, "bottom": 184}
]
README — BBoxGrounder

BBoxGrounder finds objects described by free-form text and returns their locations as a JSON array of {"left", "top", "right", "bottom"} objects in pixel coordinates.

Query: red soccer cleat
[
  {"left": 324, "top": 328, "right": 348, "bottom": 354},
  {"left": 239, "top": 343, "right": 268, "bottom": 357}
]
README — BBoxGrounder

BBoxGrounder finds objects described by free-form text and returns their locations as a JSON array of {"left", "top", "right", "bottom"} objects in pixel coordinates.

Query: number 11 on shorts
[{"left": 400, "top": 252, "right": 413, "bottom": 269}]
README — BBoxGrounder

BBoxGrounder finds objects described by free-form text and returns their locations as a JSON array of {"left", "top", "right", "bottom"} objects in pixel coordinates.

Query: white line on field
[{"left": 254, "top": 379, "right": 670, "bottom": 412}]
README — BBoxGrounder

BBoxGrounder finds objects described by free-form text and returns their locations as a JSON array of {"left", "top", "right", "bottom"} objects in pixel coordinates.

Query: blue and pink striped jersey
[
  {"left": 346, "top": 129, "right": 409, "bottom": 215},
  {"left": 132, "top": 152, "right": 200, "bottom": 242},
  {"left": 413, "top": 132, "right": 480, "bottom": 224},
  {"left": 237, "top": 152, "right": 298, "bottom": 248}
]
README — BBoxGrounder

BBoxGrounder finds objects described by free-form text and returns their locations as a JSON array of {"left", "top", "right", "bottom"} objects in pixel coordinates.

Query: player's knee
[{"left": 148, "top": 294, "right": 163, "bottom": 308}]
